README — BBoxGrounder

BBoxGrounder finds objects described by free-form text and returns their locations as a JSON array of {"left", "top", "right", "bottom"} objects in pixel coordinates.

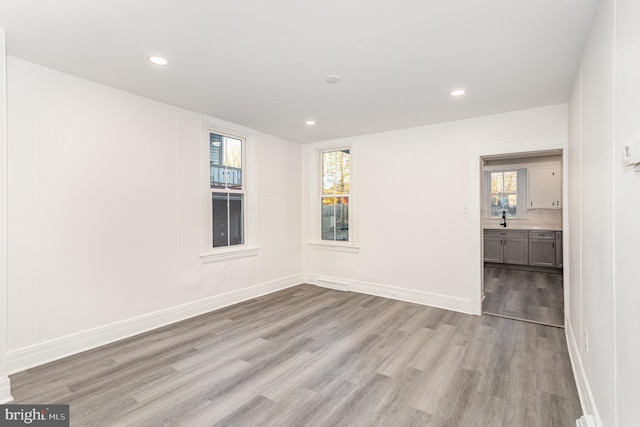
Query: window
[
  {"left": 489, "top": 170, "right": 517, "bottom": 217},
  {"left": 210, "top": 131, "right": 244, "bottom": 248},
  {"left": 201, "top": 120, "right": 257, "bottom": 264},
  {"left": 321, "top": 149, "right": 350, "bottom": 241}
]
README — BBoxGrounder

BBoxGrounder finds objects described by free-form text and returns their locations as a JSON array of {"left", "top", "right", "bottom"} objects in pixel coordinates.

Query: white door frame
[{"left": 468, "top": 137, "right": 569, "bottom": 321}]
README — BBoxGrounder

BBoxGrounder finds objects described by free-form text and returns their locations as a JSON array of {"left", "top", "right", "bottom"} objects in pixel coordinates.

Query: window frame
[
  {"left": 210, "top": 133, "right": 245, "bottom": 248},
  {"left": 486, "top": 168, "right": 526, "bottom": 219},
  {"left": 320, "top": 149, "right": 351, "bottom": 242},
  {"left": 201, "top": 118, "right": 258, "bottom": 263},
  {"left": 307, "top": 141, "right": 358, "bottom": 253}
]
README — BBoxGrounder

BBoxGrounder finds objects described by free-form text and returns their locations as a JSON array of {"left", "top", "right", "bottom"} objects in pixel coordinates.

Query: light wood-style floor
[
  {"left": 10, "top": 284, "right": 581, "bottom": 426},
  {"left": 483, "top": 267, "right": 564, "bottom": 327}
]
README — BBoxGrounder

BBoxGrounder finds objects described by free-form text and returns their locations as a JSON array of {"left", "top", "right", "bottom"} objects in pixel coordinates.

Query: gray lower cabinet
[
  {"left": 555, "top": 231, "right": 563, "bottom": 268},
  {"left": 503, "top": 236, "right": 529, "bottom": 264},
  {"left": 483, "top": 230, "right": 529, "bottom": 265},
  {"left": 483, "top": 235, "right": 504, "bottom": 263},
  {"left": 529, "top": 231, "right": 556, "bottom": 267},
  {"left": 485, "top": 229, "right": 563, "bottom": 268}
]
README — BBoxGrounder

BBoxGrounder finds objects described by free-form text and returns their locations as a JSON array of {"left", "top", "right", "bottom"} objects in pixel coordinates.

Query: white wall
[
  {"left": 6, "top": 57, "right": 303, "bottom": 372},
  {"left": 0, "top": 28, "right": 12, "bottom": 403},
  {"left": 568, "top": 0, "right": 640, "bottom": 424},
  {"left": 256, "top": 132, "right": 304, "bottom": 283},
  {"left": 613, "top": 0, "right": 640, "bottom": 424},
  {"left": 304, "top": 105, "right": 567, "bottom": 313}
]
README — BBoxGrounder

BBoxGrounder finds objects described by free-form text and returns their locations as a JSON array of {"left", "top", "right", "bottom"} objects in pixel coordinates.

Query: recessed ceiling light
[
  {"left": 325, "top": 75, "right": 341, "bottom": 84},
  {"left": 450, "top": 88, "right": 466, "bottom": 97},
  {"left": 148, "top": 55, "right": 169, "bottom": 66},
  {"left": 305, "top": 120, "right": 316, "bottom": 125}
]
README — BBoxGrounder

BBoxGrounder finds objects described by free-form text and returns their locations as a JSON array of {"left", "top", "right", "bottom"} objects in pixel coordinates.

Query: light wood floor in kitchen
[
  {"left": 10, "top": 284, "right": 581, "bottom": 426},
  {"left": 483, "top": 266, "right": 564, "bottom": 327}
]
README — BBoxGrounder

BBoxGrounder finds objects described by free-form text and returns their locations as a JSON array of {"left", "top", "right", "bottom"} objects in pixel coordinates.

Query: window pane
[
  {"left": 229, "top": 194, "right": 244, "bottom": 246},
  {"left": 210, "top": 133, "right": 243, "bottom": 190},
  {"left": 212, "top": 193, "right": 244, "bottom": 247},
  {"left": 335, "top": 197, "right": 349, "bottom": 241},
  {"left": 225, "top": 137, "right": 243, "bottom": 190},
  {"left": 503, "top": 171, "right": 517, "bottom": 193},
  {"left": 322, "top": 150, "right": 350, "bottom": 195},
  {"left": 210, "top": 134, "right": 225, "bottom": 189},
  {"left": 490, "top": 194, "right": 517, "bottom": 217},
  {"left": 212, "top": 193, "right": 228, "bottom": 247},
  {"left": 321, "top": 197, "right": 335, "bottom": 240},
  {"left": 491, "top": 194, "right": 502, "bottom": 216},
  {"left": 506, "top": 195, "right": 517, "bottom": 216},
  {"left": 490, "top": 172, "right": 504, "bottom": 193},
  {"left": 321, "top": 197, "right": 349, "bottom": 241}
]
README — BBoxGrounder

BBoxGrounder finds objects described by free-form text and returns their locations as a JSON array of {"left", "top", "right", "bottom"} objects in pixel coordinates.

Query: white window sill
[
  {"left": 308, "top": 241, "right": 359, "bottom": 253},
  {"left": 200, "top": 246, "right": 260, "bottom": 263}
]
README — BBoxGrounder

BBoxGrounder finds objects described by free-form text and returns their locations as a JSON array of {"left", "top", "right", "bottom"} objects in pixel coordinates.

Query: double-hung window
[
  {"left": 486, "top": 169, "right": 527, "bottom": 218},
  {"left": 321, "top": 149, "right": 350, "bottom": 242},
  {"left": 209, "top": 131, "right": 244, "bottom": 248},
  {"left": 201, "top": 120, "right": 257, "bottom": 264},
  {"left": 489, "top": 170, "right": 517, "bottom": 217}
]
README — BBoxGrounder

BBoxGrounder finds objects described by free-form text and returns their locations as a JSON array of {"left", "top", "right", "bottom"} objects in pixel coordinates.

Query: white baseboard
[
  {"left": 316, "top": 277, "right": 349, "bottom": 292},
  {"left": 308, "top": 274, "right": 474, "bottom": 314},
  {"left": 566, "top": 321, "right": 602, "bottom": 427},
  {"left": 0, "top": 376, "right": 12, "bottom": 403},
  {"left": 6, "top": 274, "right": 304, "bottom": 375}
]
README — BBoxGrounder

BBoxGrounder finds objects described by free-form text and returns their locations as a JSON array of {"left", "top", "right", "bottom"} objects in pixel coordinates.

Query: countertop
[{"left": 483, "top": 224, "right": 562, "bottom": 231}]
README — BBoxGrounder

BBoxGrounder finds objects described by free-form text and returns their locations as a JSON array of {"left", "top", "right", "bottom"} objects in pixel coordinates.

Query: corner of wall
[
  {"left": 0, "top": 27, "right": 15, "bottom": 404},
  {"left": 566, "top": 321, "right": 603, "bottom": 427}
]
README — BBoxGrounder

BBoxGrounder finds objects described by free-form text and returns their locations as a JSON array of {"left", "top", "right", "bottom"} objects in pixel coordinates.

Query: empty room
[{"left": 0, "top": 0, "right": 638, "bottom": 426}]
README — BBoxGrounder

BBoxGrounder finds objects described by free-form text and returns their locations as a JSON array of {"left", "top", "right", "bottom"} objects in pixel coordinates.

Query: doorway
[{"left": 480, "top": 151, "right": 565, "bottom": 327}]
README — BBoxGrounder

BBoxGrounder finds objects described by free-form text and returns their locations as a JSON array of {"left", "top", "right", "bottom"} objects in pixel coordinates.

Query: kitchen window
[{"left": 485, "top": 169, "right": 527, "bottom": 217}]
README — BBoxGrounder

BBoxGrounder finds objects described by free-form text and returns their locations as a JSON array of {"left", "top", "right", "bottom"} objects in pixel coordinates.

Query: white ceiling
[{"left": 0, "top": 0, "right": 597, "bottom": 143}]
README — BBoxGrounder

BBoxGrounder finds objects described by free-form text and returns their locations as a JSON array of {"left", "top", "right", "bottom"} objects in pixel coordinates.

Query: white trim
[
  {"left": 469, "top": 136, "right": 568, "bottom": 316},
  {"left": 0, "top": 376, "right": 10, "bottom": 404},
  {"left": 308, "top": 242, "right": 359, "bottom": 253},
  {"left": 566, "top": 321, "right": 603, "bottom": 427},
  {"left": 316, "top": 278, "right": 349, "bottom": 292},
  {"left": 6, "top": 274, "right": 304, "bottom": 374},
  {"left": 308, "top": 274, "right": 474, "bottom": 314},
  {"left": 200, "top": 246, "right": 260, "bottom": 263},
  {"left": 0, "top": 28, "right": 13, "bottom": 403}
]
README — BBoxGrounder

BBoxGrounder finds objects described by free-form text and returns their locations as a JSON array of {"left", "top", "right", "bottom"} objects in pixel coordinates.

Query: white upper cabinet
[{"left": 527, "top": 167, "right": 562, "bottom": 209}]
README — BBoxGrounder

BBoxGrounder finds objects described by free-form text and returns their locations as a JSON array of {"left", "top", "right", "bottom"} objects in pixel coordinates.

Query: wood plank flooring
[
  {"left": 483, "top": 267, "right": 564, "bottom": 327},
  {"left": 9, "top": 284, "right": 582, "bottom": 426}
]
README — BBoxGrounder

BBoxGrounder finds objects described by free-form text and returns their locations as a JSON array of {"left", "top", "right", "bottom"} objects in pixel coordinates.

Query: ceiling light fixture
[
  {"left": 305, "top": 120, "right": 316, "bottom": 125},
  {"left": 450, "top": 88, "right": 466, "bottom": 97},
  {"left": 148, "top": 55, "right": 169, "bottom": 66},
  {"left": 325, "top": 75, "right": 341, "bottom": 84}
]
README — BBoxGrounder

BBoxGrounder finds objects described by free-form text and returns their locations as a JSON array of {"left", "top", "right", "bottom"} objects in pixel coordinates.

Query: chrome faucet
[{"left": 500, "top": 210, "right": 507, "bottom": 227}]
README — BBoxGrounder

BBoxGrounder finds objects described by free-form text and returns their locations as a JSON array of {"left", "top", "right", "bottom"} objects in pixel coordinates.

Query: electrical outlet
[
  {"left": 229, "top": 267, "right": 234, "bottom": 278},
  {"left": 584, "top": 330, "right": 589, "bottom": 352}
]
